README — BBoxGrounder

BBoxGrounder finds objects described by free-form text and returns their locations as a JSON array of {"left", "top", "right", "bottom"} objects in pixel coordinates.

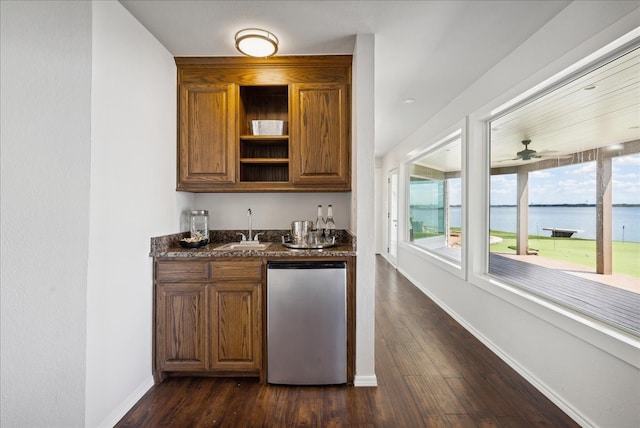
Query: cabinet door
[
  {"left": 177, "top": 83, "right": 236, "bottom": 189},
  {"left": 156, "top": 284, "right": 208, "bottom": 371},
  {"left": 209, "top": 282, "right": 261, "bottom": 371},
  {"left": 290, "top": 82, "right": 350, "bottom": 189}
]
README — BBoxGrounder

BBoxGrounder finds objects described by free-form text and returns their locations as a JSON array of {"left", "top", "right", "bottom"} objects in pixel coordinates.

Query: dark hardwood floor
[{"left": 116, "top": 255, "right": 577, "bottom": 427}]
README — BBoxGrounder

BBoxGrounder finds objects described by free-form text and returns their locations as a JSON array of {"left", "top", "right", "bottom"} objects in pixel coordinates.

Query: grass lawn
[
  {"left": 490, "top": 230, "right": 640, "bottom": 278},
  {"left": 414, "top": 231, "right": 442, "bottom": 239}
]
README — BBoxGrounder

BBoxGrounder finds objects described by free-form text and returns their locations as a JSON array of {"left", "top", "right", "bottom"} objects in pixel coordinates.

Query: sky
[
  {"left": 410, "top": 153, "right": 639, "bottom": 206},
  {"left": 490, "top": 153, "right": 640, "bottom": 205}
]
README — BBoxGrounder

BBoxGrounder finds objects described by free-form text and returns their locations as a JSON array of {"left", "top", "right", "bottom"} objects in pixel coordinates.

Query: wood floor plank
[
  {"left": 476, "top": 416, "right": 502, "bottom": 428},
  {"left": 116, "top": 256, "right": 578, "bottom": 428},
  {"left": 113, "top": 377, "right": 184, "bottom": 427},
  {"left": 272, "top": 385, "right": 299, "bottom": 426},
  {"left": 446, "top": 376, "right": 496, "bottom": 420},
  {"left": 322, "top": 386, "right": 349, "bottom": 426},
  {"left": 446, "top": 413, "right": 479, "bottom": 428},
  {"left": 402, "top": 375, "right": 442, "bottom": 418},
  {"left": 484, "top": 372, "right": 553, "bottom": 426},
  {"left": 365, "top": 386, "right": 397, "bottom": 427},
  {"left": 390, "top": 336, "right": 442, "bottom": 377},
  {"left": 213, "top": 379, "right": 262, "bottom": 426},
  {"left": 379, "top": 365, "right": 431, "bottom": 427},
  {"left": 189, "top": 378, "right": 235, "bottom": 426},
  {"left": 415, "top": 330, "right": 464, "bottom": 379},
  {"left": 294, "top": 387, "right": 323, "bottom": 426},
  {"left": 406, "top": 374, "right": 468, "bottom": 417}
]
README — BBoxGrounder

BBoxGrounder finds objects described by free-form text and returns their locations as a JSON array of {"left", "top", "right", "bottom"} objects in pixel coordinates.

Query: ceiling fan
[
  {"left": 514, "top": 139, "right": 542, "bottom": 160},
  {"left": 494, "top": 139, "right": 568, "bottom": 165}
]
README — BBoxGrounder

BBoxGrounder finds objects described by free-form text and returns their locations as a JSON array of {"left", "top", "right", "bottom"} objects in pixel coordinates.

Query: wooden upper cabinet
[
  {"left": 290, "top": 82, "right": 350, "bottom": 188},
  {"left": 175, "top": 56, "right": 351, "bottom": 192},
  {"left": 177, "top": 82, "right": 236, "bottom": 189}
]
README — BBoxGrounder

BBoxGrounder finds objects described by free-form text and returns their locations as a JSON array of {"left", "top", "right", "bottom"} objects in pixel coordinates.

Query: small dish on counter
[{"left": 179, "top": 237, "right": 209, "bottom": 248}]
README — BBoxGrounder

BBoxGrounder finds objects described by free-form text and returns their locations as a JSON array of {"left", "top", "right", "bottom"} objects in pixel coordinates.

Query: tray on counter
[{"left": 281, "top": 236, "right": 336, "bottom": 249}]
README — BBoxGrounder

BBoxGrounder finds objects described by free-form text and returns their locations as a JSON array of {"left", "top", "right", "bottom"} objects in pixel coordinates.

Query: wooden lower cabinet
[
  {"left": 156, "top": 284, "right": 207, "bottom": 372},
  {"left": 153, "top": 255, "right": 355, "bottom": 384},
  {"left": 209, "top": 282, "right": 261, "bottom": 371},
  {"left": 153, "top": 259, "right": 263, "bottom": 383}
]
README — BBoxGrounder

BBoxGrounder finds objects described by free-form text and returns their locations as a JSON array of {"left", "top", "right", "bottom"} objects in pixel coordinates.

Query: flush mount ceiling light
[{"left": 235, "top": 28, "right": 279, "bottom": 58}]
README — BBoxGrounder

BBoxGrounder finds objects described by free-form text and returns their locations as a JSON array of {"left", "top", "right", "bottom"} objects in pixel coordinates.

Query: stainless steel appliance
[{"left": 267, "top": 261, "right": 347, "bottom": 385}]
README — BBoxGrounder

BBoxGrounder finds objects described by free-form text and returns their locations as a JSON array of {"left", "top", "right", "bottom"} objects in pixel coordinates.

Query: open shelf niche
[{"left": 239, "top": 85, "right": 289, "bottom": 182}]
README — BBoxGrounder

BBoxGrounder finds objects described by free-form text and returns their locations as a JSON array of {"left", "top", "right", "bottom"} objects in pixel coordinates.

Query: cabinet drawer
[
  {"left": 156, "top": 260, "right": 210, "bottom": 282},
  {"left": 212, "top": 261, "right": 262, "bottom": 280}
]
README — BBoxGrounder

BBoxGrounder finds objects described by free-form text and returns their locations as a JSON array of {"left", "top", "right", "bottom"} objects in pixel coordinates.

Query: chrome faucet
[
  {"left": 235, "top": 209, "right": 253, "bottom": 242},
  {"left": 236, "top": 208, "right": 263, "bottom": 243}
]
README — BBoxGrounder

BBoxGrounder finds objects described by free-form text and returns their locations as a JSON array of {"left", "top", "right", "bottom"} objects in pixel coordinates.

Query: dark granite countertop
[{"left": 150, "top": 229, "right": 356, "bottom": 258}]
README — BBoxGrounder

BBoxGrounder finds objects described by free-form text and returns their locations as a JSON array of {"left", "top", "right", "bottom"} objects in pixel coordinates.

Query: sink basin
[{"left": 214, "top": 242, "right": 273, "bottom": 251}]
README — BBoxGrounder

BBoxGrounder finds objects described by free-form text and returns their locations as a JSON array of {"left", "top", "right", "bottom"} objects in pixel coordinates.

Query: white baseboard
[
  {"left": 354, "top": 374, "right": 378, "bottom": 387},
  {"left": 377, "top": 252, "right": 397, "bottom": 268},
  {"left": 397, "top": 266, "right": 591, "bottom": 427},
  {"left": 96, "top": 376, "right": 154, "bottom": 428}
]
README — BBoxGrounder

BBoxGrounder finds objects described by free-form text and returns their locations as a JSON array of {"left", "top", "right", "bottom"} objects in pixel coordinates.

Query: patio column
[
  {"left": 443, "top": 179, "right": 450, "bottom": 246},
  {"left": 516, "top": 169, "right": 529, "bottom": 255},
  {"left": 596, "top": 151, "right": 612, "bottom": 275}
]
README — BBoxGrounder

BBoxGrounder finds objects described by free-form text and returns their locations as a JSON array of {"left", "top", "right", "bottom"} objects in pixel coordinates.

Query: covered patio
[
  {"left": 489, "top": 46, "right": 639, "bottom": 276},
  {"left": 490, "top": 139, "right": 640, "bottom": 275},
  {"left": 428, "top": 243, "right": 640, "bottom": 335},
  {"left": 489, "top": 253, "right": 640, "bottom": 336}
]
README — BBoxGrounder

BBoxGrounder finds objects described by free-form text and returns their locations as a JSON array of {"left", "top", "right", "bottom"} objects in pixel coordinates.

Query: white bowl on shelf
[{"left": 251, "top": 120, "right": 285, "bottom": 136}]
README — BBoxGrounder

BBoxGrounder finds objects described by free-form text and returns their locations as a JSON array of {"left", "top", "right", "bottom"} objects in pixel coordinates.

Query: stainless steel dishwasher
[{"left": 267, "top": 261, "right": 347, "bottom": 385}]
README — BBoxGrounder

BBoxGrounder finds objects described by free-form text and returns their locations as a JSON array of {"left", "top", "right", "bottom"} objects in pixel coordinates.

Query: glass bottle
[
  {"left": 314, "top": 205, "right": 325, "bottom": 231},
  {"left": 325, "top": 204, "right": 336, "bottom": 238},
  {"left": 190, "top": 210, "right": 209, "bottom": 242}
]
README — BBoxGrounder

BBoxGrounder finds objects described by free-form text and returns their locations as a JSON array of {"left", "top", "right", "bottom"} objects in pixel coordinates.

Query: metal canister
[{"left": 291, "top": 220, "right": 313, "bottom": 244}]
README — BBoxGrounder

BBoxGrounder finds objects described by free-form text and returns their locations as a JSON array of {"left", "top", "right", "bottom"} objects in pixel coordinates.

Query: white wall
[
  {"left": 374, "top": 159, "right": 384, "bottom": 255},
  {"left": 1, "top": 2, "right": 92, "bottom": 427},
  {"left": 87, "top": 2, "right": 378, "bottom": 422},
  {"left": 194, "top": 193, "right": 351, "bottom": 231},
  {"left": 381, "top": 2, "right": 640, "bottom": 427},
  {"left": 0, "top": 1, "right": 193, "bottom": 426},
  {"left": 352, "top": 33, "right": 377, "bottom": 386},
  {"left": 86, "top": 2, "right": 193, "bottom": 427},
  {"left": 0, "top": 3, "right": 375, "bottom": 426}
]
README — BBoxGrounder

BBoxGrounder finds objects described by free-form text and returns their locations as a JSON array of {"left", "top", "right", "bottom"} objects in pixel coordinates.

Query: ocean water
[{"left": 410, "top": 206, "right": 640, "bottom": 243}]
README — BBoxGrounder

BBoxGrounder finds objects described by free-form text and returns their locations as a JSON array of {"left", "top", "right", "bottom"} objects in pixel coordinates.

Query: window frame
[
  {"left": 472, "top": 38, "right": 640, "bottom": 339},
  {"left": 402, "top": 125, "right": 467, "bottom": 280}
]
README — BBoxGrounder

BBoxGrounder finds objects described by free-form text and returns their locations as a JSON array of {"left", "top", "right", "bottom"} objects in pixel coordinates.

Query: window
[
  {"left": 408, "top": 132, "right": 463, "bottom": 265},
  {"left": 488, "top": 46, "right": 640, "bottom": 335}
]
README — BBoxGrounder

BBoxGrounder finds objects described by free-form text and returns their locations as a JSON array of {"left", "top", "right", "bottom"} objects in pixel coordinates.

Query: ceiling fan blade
[{"left": 536, "top": 150, "right": 560, "bottom": 156}]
